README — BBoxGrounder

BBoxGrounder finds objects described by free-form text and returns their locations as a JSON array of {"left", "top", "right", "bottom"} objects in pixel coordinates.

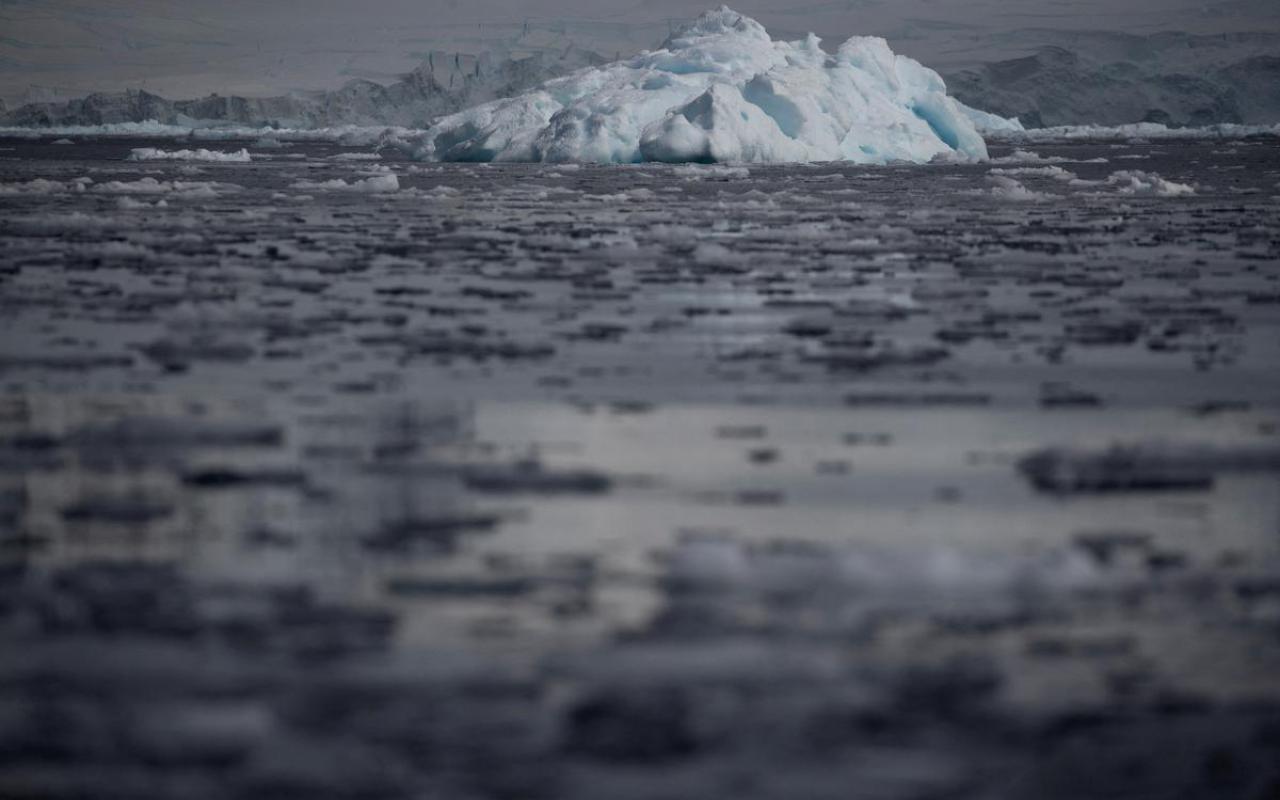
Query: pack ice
[{"left": 407, "top": 6, "right": 1001, "bottom": 164}]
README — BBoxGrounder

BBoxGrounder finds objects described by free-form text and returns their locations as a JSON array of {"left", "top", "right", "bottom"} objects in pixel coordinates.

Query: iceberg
[{"left": 406, "top": 6, "right": 997, "bottom": 164}]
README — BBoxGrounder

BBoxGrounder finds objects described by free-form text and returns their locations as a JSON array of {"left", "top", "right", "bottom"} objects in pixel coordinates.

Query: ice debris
[
  {"left": 989, "top": 121, "right": 1280, "bottom": 142},
  {"left": 0, "top": 177, "right": 93, "bottom": 194},
  {"left": 984, "top": 175, "right": 1048, "bottom": 201},
  {"left": 127, "top": 147, "right": 252, "bottom": 162},
  {"left": 89, "top": 177, "right": 239, "bottom": 197},
  {"left": 289, "top": 174, "right": 400, "bottom": 193},
  {"left": 406, "top": 6, "right": 998, "bottom": 164},
  {"left": 1104, "top": 170, "right": 1195, "bottom": 197}
]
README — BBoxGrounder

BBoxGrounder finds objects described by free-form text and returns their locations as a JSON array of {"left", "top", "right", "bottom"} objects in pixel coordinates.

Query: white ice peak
[
  {"left": 408, "top": 6, "right": 1006, "bottom": 164},
  {"left": 657, "top": 5, "right": 771, "bottom": 48}
]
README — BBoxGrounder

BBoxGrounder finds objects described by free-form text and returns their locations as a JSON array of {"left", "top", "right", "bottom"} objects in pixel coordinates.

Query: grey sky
[{"left": 3, "top": 0, "right": 1278, "bottom": 103}]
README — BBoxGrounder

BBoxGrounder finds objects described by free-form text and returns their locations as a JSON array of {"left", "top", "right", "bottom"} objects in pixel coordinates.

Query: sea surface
[{"left": 1, "top": 136, "right": 1279, "bottom": 799}]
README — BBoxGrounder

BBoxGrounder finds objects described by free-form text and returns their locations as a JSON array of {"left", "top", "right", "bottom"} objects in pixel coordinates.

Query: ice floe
[
  {"left": 289, "top": 174, "right": 401, "bottom": 192},
  {"left": 88, "top": 177, "right": 240, "bottom": 198},
  {"left": 984, "top": 175, "right": 1048, "bottom": 201},
  {"left": 990, "top": 122, "right": 1280, "bottom": 142},
  {"left": 127, "top": 147, "right": 252, "bottom": 162},
  {"left": 1104, "top": 170, "right": 1196, "bottom": 196},
  {"left": 0, "top": 177, "right": 93, "bottom": 194}
]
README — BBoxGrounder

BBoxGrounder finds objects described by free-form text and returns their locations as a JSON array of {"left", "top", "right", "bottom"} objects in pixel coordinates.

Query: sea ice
[
  {"left": 127, "top": 147, "right": 252, "bottom": 163},
  {"left": 990, "top": 122, "right": 1280, "bottom": 142},
  {"left": 985, "top": 175, "right": 1048, "bottom": 201},
  {"left": 289, "top": 174, "right": 400, "bottom": 192},
  {"left": 116, "top": 197, "right": 169, "bottom": 210},
  {"left": 0, "top": 177, "right": 92, "bottom": 194},
  {"left": 405, "top": 6, "right": 998, "bottom": 164},
  {"left": 989, "top": 166, "right": 1075, "bottom": 180},
  {"left": 89, "top": 177, "right": 238, "bottom": 198},
  {"left": 1104, "top": 170, "right": 1196, "bottom": 196}
]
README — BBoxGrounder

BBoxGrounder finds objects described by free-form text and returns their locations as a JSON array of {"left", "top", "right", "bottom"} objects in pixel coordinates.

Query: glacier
[{"left": 406, "top": 7, "right": 998, "bottom": 165}]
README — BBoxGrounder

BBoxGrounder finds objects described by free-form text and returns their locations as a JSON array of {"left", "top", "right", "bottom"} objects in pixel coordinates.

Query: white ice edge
[
  {"left": 3, "top": 120, "right": 1274, "bottom": 143},
  {"left": 127, "top": 147, "right": 252, "bottom": 162},
  {"left": 987, "top": 121, "right": 1280, "bottom": 141}
]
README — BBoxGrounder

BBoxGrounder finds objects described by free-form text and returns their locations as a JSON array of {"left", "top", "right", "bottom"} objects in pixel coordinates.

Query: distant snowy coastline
[{"left": 0, "top": 122, "right": 416, "bottom": 146}]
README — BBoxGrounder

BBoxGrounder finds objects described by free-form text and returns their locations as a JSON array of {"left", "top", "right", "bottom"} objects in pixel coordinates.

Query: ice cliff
[{"left": 409, "top": 6, "right": 998, "bottom": 164}]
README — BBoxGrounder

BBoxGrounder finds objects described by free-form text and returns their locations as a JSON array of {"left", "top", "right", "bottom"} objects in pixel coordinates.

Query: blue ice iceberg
[{"left": 409, "top": 6, "right": 1006, "bottom": 164}]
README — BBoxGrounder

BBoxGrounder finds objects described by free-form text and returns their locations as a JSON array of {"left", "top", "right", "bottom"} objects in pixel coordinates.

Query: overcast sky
[{"left": 3, "top": 0, "right": 1278, "bottom": 102}]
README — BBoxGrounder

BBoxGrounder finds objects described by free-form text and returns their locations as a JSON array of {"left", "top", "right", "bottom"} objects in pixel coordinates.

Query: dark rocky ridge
[{"left": 944, "top": 31, "right": 1280, "bottom": 127}]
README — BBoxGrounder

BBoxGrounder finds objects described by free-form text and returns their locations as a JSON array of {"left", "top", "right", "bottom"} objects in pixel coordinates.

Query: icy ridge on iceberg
[{"left": 406, "top": 6, "right": 997, "bottom": 164}]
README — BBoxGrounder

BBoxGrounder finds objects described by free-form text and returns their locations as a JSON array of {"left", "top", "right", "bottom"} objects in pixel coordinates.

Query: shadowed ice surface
[{"left": 1, "top": 135, "right": 1279, "bottom": 798}]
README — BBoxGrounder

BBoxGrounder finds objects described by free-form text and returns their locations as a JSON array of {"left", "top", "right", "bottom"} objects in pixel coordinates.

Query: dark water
[{"left": 1, "top": 136, "right": 1279, "bottom": 799}]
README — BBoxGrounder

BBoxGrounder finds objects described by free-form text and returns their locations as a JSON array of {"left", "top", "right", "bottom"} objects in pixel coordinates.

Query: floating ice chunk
[
  {"left": 0, "top": 177, "right": 92, "bottom": 194},
  {"left": 3, "top": 211, "right": 117, "bottom": 232},
  {"left": 984, "top": 175, "right": 1048, "bottom": 201},
  {"left": 990, "top": 122, "right": 1280, "bottom": 142},
  {"left": 116, "top": 196, "right": 169, "bottom": 210},
  {"left": 418, "top": 185, "right": 461, "bottom": 199},
  {"left": 1104, "top": 170, "right": 1195, "bottom": 196},
  {"left": 289, "top": 174, "right": 400, "bottom": 192},
  {"left": 989, "top": 166, "right": 1075, "bottom": 180},
  {"left": 990, "top": 149, "right": 1066, "bottom": 165},
  {"left": 671, "top": 163, "right": 750, "bottom": 179},
  {"left": 128, "top": 147, "right": 251, "bottom": 162},
  {"left": 405, "top": 6, "right": 996, "bottom": 164},
  {"left": 89, "top": 177, "right": 237, "bottom": 197}
]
